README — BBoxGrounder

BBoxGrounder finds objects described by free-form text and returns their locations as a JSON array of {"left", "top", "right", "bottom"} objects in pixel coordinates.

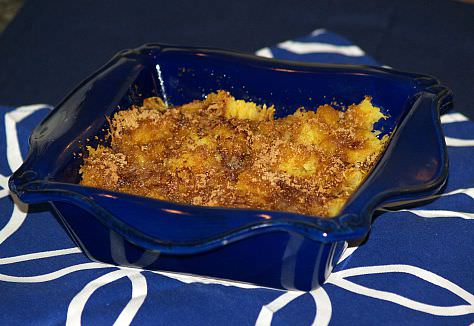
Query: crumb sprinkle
[{"left": 80, "top": 91, "right": 388, "bottom": 218}]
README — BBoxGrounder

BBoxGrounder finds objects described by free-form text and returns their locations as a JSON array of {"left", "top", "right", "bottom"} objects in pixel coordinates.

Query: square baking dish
[{"left": 9, "top": 44, "right": 452, "bottom": 290}]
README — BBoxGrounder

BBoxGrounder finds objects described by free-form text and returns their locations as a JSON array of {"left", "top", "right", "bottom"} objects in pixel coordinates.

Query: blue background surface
[{"left": 0, "top": 30, "right": 473, "bottom": 325}]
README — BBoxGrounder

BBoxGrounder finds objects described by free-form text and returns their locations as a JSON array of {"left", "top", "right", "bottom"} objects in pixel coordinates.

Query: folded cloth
[{"left": 1, "top": 30, "right": 473, "bottom": 325}]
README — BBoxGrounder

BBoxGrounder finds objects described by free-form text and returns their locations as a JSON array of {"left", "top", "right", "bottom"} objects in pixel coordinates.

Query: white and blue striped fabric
[{"left": 1, "top": 30, "right": 473, "bottom": 325}]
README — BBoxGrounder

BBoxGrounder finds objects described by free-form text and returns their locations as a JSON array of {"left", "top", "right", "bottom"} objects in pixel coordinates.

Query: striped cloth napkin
[{"left": 1, "top": 30, "right": 473, "bottom": 325}]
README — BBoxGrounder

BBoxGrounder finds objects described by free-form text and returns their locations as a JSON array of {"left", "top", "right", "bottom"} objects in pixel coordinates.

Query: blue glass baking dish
[{"left": 9, "top": 44, "right": 452, "bottom": 291}]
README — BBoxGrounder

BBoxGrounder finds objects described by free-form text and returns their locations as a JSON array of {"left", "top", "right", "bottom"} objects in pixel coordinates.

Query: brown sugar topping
[{"left": 80, "top": 90, "right": 389, "bottom": 218}]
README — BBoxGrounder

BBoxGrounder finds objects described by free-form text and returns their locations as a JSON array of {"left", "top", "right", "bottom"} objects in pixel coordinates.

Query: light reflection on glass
[
  {"left": 161, "top": 208, "right": 191, "bottom": 216},
  {"left": 155, "top": 64, "right": 168, "bottom": 106},
  {"left": 271, "top": 68, "right": 298, "bottom": 73},
  {"left": 98, "top": 193, "right": 118, "bottom": 199}
]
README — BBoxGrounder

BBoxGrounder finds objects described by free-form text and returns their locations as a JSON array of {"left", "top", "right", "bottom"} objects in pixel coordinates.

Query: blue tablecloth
[{"left": 1, "top": 30, "right": 473, "bottom": 325}]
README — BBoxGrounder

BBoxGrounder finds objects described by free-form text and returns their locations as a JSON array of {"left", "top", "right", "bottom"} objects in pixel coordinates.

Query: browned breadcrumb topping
[{"left": 80, "top": 90, "right": 389, "bottom": 217}]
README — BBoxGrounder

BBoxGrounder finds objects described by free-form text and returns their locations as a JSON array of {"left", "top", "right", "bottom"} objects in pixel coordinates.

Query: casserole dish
[{"left": 9, "top": 44, "right": 452, "bottom": 291}]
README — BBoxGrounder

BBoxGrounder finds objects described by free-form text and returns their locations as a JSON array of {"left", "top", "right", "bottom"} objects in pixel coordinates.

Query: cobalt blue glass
[{"left": 9, "top": 44, "right": 452, "bottom": 290}]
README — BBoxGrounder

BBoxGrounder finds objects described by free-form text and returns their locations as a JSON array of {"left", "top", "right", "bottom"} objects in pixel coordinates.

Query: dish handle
[{"left": 341, "top": 89, "right": 451, "bottom": 225}]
